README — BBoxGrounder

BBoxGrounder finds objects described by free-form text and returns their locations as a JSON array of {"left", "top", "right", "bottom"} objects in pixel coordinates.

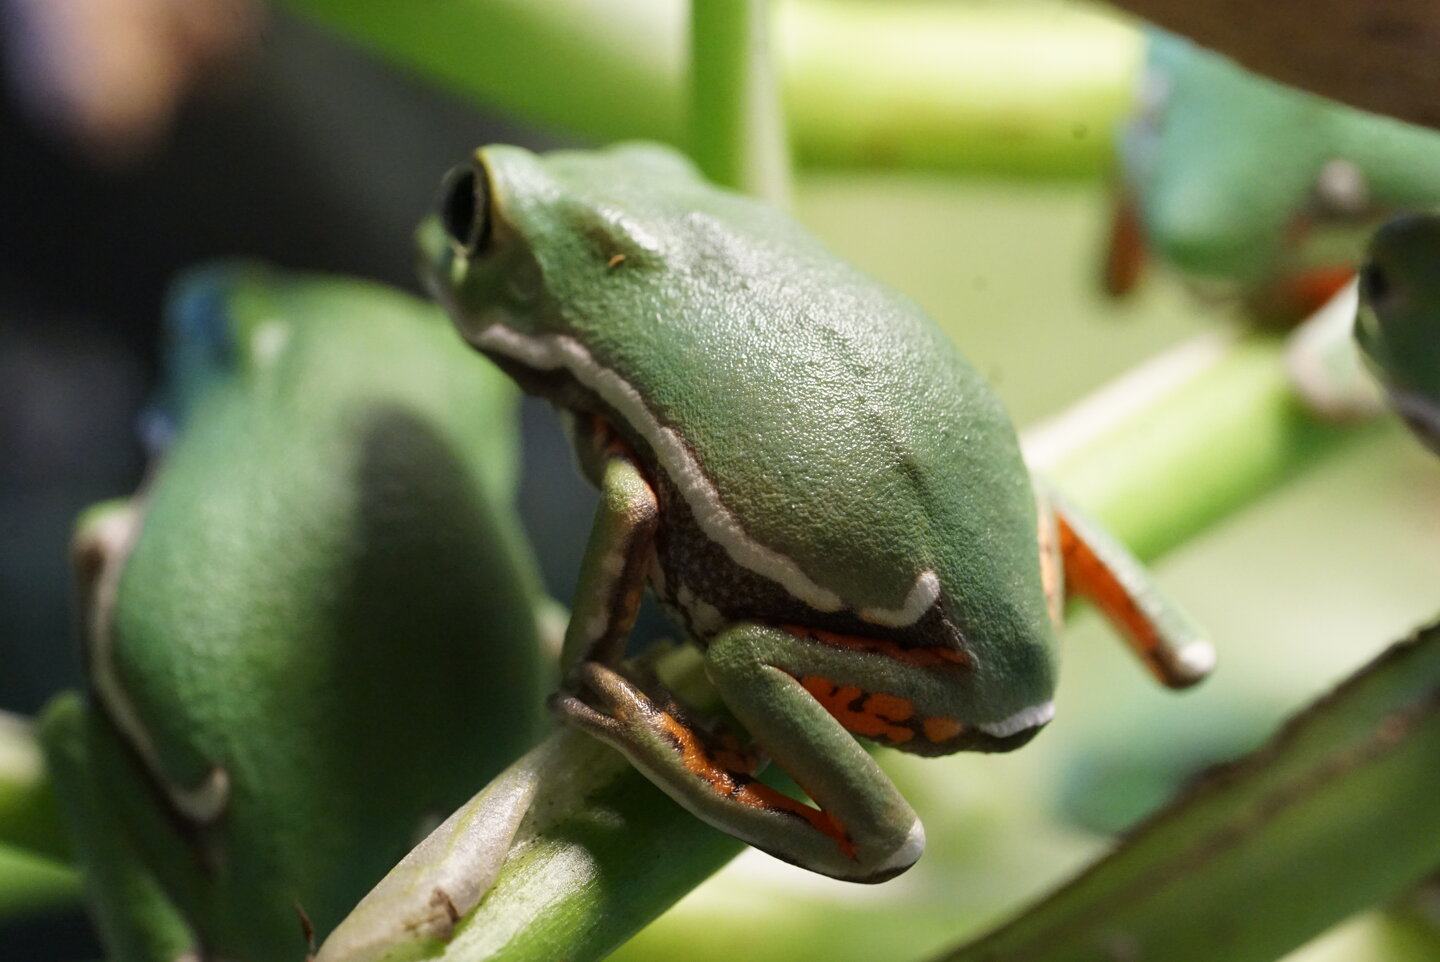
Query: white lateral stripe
[
  {"left": 473, "top": 324, "right": 935, "bottom": 618},
  {"left": 977, "top": 700, "right": 1055, "bottom": 738},
  {"left": 858, "top": 570, "right": 939, "bottom": 627},
  {"left": 85, "top": 505, "right": 232, "bottom": 824}
]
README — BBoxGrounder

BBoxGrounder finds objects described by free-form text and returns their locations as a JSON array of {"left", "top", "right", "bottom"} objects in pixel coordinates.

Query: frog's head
[
  {"left": 1357, "top": 212, "right": 1440, "bottom": 452},
  {"left": 419, "top": 143, "right": 710, "bottom": 351}
]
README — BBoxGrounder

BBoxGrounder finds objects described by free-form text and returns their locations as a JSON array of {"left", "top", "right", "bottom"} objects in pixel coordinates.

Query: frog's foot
[
  {"left": 555, "top": 625, "right": 925, "bottom": 883},
  {"left": 552, "top": 662, "right": 763, "bottom": 779}
]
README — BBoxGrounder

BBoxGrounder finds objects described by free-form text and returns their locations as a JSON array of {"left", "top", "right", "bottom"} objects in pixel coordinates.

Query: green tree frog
[
  {"left": 40, "top": 263, "right": 553, "bottom": 961},
  {"left": 1355, "top": 212, "right": 1440, "bottom": 454},
  {"left": 420, "top": 142, "right": 1214, "bottom": 884},
  {"left": 1106, "top": 31, "right": 1440, "bottom": 327}
]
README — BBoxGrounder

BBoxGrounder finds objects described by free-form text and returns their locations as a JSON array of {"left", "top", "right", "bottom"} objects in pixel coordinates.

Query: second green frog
[{"left": 420, "top": 143, "right": 1214, "bottom": 883}]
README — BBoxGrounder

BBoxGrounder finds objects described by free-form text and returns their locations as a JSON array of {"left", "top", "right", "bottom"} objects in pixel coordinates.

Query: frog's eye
[
  {"left": 439, "top": 163, "right": 493, "bottom": 256},
  {"left": 1359, "top": 258, "right": 1391, "bottom": 316}
]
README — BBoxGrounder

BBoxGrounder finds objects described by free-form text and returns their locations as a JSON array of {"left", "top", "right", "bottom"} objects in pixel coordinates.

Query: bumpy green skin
[
  {"left": 43, "top": 264, "right": 550, "bottom": 961},
  {"left": 428, "top": 142, "right": 1057, "bottom": 731},
  {"left": 1355, "top": 213, "right": 1440, "bottom": 453},
  {"left": 1121, "top": 31, "right": 1440, "bottom": 292}
]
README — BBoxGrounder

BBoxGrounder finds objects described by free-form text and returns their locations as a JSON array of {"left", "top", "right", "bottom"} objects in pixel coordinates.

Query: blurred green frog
[
  {"left": 1105, "top": 31, "right": 1440, "bottom": 328},
  {"left": 41, "top": 263, "right": 554, "bottom": 961}
]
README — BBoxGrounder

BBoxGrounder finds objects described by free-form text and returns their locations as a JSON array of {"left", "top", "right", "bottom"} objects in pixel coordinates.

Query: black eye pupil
[
  {"left": 1360, "top": 259, "right": 1391, "bottom": 309},
  {"left": 439, "top": 165, "right": 490, "bottom": 254}
]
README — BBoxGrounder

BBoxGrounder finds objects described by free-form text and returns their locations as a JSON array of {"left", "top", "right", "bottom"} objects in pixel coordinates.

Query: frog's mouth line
[{"left": 460, "top": 318, "right": 942, "bottom": 628}]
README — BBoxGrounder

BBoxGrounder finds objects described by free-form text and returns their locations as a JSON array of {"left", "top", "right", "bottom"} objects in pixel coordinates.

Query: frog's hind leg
[
  {"left": 39, "top": 693, "right": 199, "bottom": 962},
  {"left": 553, "top": 623, "right": 923, "bottom": 883},
  {"left": 1042, "top": 485, "right": 1215, "bottom": 689}
]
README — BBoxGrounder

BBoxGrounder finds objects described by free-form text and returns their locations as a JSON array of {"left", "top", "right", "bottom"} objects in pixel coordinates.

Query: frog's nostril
[{"left": 439, "top": 164, "right": 491, "bottom": 255}]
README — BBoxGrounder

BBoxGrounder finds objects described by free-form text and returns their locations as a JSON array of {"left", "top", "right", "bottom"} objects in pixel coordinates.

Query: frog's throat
[
  {"left": 83, "top": 504, "right": 231, "bottom": 825},
  {"left": 470, "top": 321, "right": 937, "bottom": 625}
]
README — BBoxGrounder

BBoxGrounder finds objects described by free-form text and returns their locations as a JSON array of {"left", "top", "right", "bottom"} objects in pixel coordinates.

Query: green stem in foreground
[
  {"left": 691, "top": 0, "right": 791, "bottom": 206},
  {"left": 939, "top": 620, "right": 1440, "bottom": 962}
]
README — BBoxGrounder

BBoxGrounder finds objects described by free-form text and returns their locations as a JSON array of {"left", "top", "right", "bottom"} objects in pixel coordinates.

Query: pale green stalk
[
  {"left": 691, "top": 0, "right": 792, "bottom": 206},
  {"left": 276, "top": 0, "right": 1139, "bottom": 178}
]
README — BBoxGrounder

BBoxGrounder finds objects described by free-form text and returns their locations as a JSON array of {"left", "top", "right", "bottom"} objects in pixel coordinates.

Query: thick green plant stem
[
  {"left": 691, "top": 0, "right": 791, "bottom": 206},
  {"left": 276, "top": 0, "right": 1138, "bottom": 178},
  {"left": 939, "top": 620, "right": 1440, "bottom": 962}
]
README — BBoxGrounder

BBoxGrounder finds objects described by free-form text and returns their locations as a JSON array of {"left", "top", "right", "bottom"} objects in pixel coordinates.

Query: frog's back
[{"left": 498, "top": 146, "right": 1051, "bottom": 673}]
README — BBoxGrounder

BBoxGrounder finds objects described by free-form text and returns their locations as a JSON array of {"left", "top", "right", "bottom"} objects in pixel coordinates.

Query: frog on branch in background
[
  {"left": 420, "top": 142, "right": 1215, "bottom": 884},
  {"left": 1104, "top": 30, "right": 1440, "bottom": 329},
  {"left": 1354, "top": 212, "right": 1440, "bottom": 455},
  {"left": 40, "top": 263, "right": 555, "bottom": 962}
]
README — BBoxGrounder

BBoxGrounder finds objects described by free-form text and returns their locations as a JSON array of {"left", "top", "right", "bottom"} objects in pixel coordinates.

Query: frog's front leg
[
  {"left": 555, "top": 623, "right": 923, "bottom": 883},
  {"left": 559, "top": 440, "right": 659, "bottom": 669},
  {"left": 1040, "top": 484, "right": 1215, "bottom": 689}
]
